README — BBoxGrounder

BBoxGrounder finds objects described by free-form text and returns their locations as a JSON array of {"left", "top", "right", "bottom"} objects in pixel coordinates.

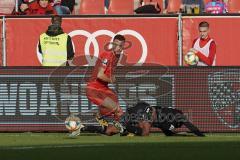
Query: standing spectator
[
  {"left": 189, "top": 21, "right": 217, "bottom": 66},
  {"left": 38, "top": 15, "right": 75, "bottom": 66},
  {"left": 205, "top": 0, "right": 227, "bottom": 14}
]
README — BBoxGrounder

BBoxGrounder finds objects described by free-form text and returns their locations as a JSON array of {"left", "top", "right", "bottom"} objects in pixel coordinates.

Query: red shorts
[{"left": 86, "top": 81, "right": 119, "bottom": 116}]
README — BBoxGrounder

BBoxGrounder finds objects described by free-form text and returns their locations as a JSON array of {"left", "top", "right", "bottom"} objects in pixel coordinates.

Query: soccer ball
[
  {"left": 65, "top": 114, "right": 81, "bottom": 132},
  {"left": 184, "top": 51, "right": 199, "bottom": 66}
]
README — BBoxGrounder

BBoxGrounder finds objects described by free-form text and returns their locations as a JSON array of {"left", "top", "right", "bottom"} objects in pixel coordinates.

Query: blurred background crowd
[{"left": 0, "top": 0, "right": 238, "bottom": 16}]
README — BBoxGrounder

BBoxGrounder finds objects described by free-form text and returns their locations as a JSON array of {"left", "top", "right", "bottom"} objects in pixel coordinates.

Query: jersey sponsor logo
[
  {"left": 169, "top": 124, "right": 175, "bottom": 130},
  {"left": 102, "top": 58, "right": 108, "bottom": 66}
]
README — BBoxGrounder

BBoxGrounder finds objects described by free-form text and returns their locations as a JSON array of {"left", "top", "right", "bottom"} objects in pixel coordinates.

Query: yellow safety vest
[{"left": 40, "top": 33, "right": 68, "bottom": 66}]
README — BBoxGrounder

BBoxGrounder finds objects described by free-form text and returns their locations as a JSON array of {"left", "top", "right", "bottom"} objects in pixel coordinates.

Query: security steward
[{"left": 38, "top": 15, "right": 74, "bottom": 66}]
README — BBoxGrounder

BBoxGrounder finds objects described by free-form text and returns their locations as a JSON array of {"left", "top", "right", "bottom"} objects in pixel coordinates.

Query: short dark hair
[
  {"left": 51, "top": 15, "right": 62, "bottom": 26},
  {"left": 199, "top": 21, "right": 209, "bottom": 28},
  {"left": 113, "top": 34, "right": 126, "bottom": 42}
]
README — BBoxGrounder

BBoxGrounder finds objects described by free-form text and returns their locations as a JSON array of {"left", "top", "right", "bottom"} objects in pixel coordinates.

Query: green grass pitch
[{"left": 0, "top": 133, "right": 240, "bottom": 160}]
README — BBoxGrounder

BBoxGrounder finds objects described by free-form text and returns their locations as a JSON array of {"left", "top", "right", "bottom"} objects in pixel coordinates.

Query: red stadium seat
[
  {"left": 79, "top": 0, "right": 105, "bottom": 14},
  {"left": 108, "top": 0, "right": 134, "bottom": 14},
  {"left": 167, "top": 0, "right": 182, "bottom": 13},
  {"left": 143, "top": 0, "right": 164, "bottom": 13},
  {"left": 0, "top": 0, "right": 15, "bottom": 14},
  {"left": 228, "top": 0, "right": 240, "bottom": 13},
  {"left": 203, "top": 0, "right": 212, "bottom": 5}
]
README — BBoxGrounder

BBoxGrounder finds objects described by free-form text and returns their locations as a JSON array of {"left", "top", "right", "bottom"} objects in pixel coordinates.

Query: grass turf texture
[{"left": 0, "top": 133, "right": 239, "bottom": 160}]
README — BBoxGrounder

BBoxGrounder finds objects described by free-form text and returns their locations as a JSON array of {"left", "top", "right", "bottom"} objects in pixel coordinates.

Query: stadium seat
[
  {"left": 227, "top": 0, "right": 240, "bottom": 13},
  {"left": 143, "top": 0, "right": 164, "bottom": 13},
  {"left": 0, "top": 0, "right": 15, "bottom": 14},
  {"left": 203, "top": 0, "right": 212, "bottom": 5},
  {"left": 79, "top": 0, "right": 105, "bottom": 14},
  {"left": 108, "top": 0, "right": 134, "bottom": 14},
  {"left": 166, "top": 0, "right": 182, "bottom": 13}
]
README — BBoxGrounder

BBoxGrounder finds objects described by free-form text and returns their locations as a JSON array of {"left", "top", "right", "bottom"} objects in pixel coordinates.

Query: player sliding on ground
[
  {"left": 122, "top": 101, "right": 205, "bottom": 137},
  {"left": 73, "top": 101, "right": 205, "bottom": 137},
  {"left": 69, "top": 34, "right": 129, "bottom": 137}
]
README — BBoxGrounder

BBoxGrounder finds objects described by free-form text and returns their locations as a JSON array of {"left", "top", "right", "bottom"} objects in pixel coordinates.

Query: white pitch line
[{"left": 0, "top": 144, "right": 105, "bottom": 150}]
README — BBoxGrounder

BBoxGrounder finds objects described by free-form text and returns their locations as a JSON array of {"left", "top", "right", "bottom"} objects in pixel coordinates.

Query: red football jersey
[{"left": 89, "top": 51, "right": 120, "bottom": 86}]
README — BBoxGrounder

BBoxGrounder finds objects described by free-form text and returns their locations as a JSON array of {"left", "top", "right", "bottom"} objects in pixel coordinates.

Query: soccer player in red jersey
[
  {"left": 189, "top": 21, "right": 217, "bottom": 66},
  {"left": 86, "top": 34, "right": 127, "bottom": 133}
]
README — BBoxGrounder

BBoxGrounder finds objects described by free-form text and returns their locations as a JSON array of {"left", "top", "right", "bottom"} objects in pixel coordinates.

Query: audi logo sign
[{"left": 37, "top": 29, "right": 148, "bottom": 66}]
